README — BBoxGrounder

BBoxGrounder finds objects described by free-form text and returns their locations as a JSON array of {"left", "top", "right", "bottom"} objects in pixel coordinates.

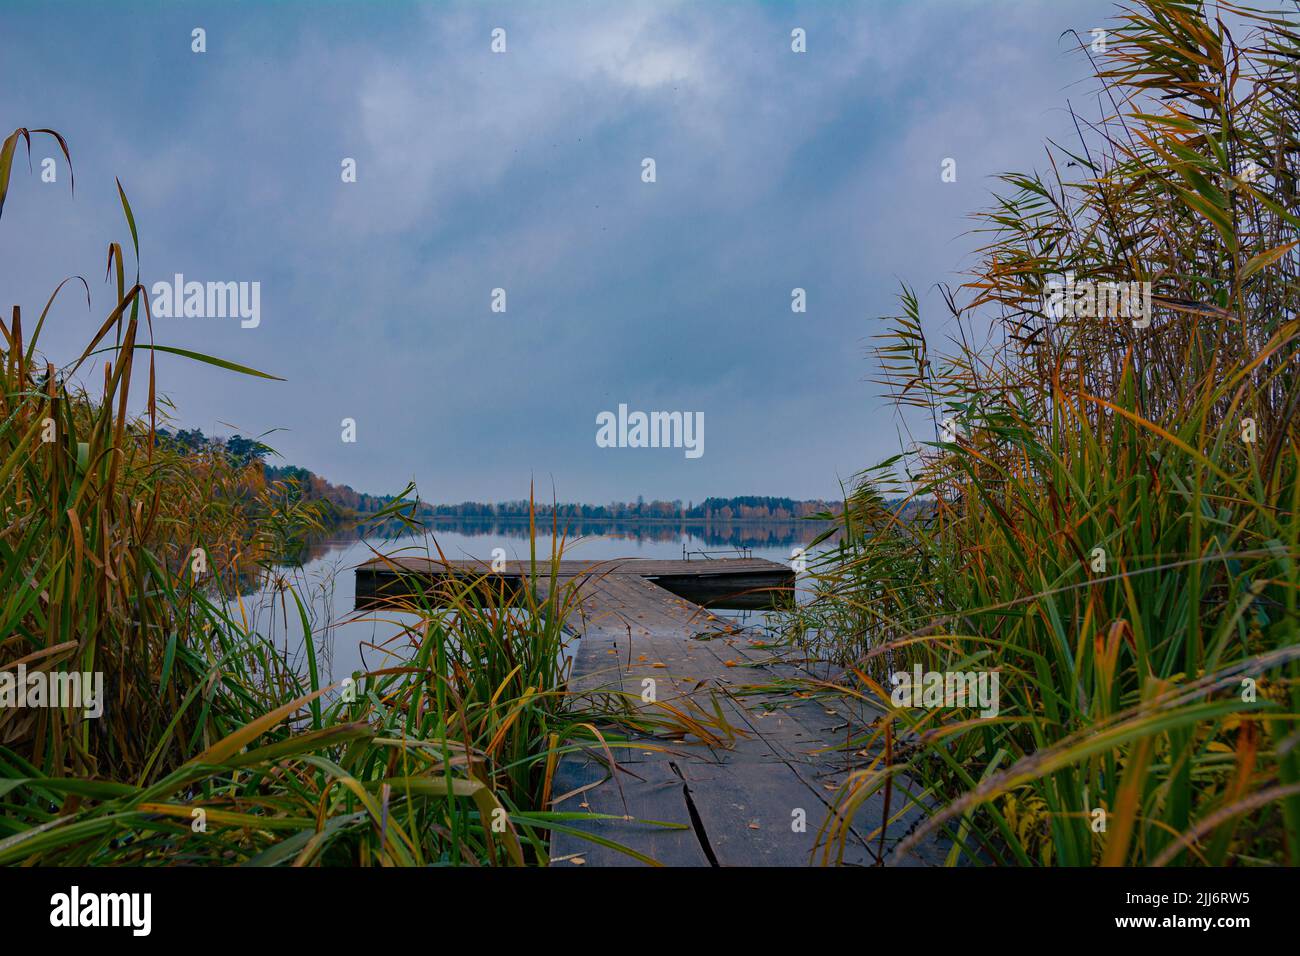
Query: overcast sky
[{"left": 2, "top": 0, "right": 1112, "bottom": 504}]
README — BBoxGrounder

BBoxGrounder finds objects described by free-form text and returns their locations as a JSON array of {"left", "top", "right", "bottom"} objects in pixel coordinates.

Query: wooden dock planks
[
  {"left": 354, "top": 557, "right": 795, "bottom": 610},
  {"left": 541, "top": 567, "right": 942, "bottom": 867},
  {"left": 353, "top": 555, "right": 942, "bottom": 866}
]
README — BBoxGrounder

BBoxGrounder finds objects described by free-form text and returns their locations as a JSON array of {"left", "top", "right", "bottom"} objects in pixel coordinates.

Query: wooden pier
[
  {"left": 354, "top": 557, "right": 795, "bottom": 610},
  {"left": 354, "top": 556, "right": 941, "bottom": 866}
]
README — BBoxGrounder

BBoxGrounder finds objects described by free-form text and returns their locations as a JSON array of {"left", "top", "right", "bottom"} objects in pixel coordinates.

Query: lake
[{"left": 235, "top": 518, "right": 835, "bottom": 683}]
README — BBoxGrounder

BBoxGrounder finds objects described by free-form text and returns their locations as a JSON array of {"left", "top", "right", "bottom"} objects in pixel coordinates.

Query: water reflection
[
  {"left": 287, "top": 516, "right": 837, "bottom": 564},
  {"left": 233, "top": 517, "right": 836, "bottom": 686}
]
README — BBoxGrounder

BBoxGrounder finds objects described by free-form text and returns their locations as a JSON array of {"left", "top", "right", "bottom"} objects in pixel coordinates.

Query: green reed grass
[
  {"left": 0, "top": 130, "right": 695, "bottom": 866},
  {"left": 786, "top": 0, "right": 1300, "bottom": 866}
]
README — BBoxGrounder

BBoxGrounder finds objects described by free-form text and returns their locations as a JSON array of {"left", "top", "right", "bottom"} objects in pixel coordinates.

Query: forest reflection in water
[{"left": 283, "top": 515, "right": 838, "bottom": 567}]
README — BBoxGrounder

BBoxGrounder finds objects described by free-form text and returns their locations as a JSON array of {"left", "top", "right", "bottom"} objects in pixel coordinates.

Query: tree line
[
  {"left": 158, "top": 429, "right": 845, "bottom": 521},
  {"left": 418, "top": 496, "right": 842, "bottom": 521}
]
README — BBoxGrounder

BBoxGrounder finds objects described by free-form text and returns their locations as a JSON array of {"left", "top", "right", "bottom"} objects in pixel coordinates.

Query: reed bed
[
  {"left": 0, "top": 130, "right": 688, "bottom": 866},
  {"left": 787, "top": 0, "right": 1300, "bottom": 866}
]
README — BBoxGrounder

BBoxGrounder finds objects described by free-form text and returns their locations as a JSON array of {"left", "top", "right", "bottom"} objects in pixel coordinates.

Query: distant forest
[
  {"left": 416, "top": 497, "right": 841, "bottom": 521},
  {"left": 158, "top": 428, "right": 842, "bottom": 521}
]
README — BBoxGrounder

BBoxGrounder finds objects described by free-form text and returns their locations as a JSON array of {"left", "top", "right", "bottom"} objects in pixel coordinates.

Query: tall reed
[
  {"left": 0, "top": 129, "right": 684, "bottom": 865},
  {"left": 790, "top": 0, "right": 1300, "bottom": 866}
]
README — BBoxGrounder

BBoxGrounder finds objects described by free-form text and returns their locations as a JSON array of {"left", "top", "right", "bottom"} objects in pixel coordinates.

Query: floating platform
[{"left": 354, "top": 556, "right": 795, "bottom": 610}]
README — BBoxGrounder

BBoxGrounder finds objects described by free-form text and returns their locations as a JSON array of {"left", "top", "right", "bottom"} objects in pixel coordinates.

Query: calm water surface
[{"left": 238, "top": 520, "right": 833, "bottom": 682}]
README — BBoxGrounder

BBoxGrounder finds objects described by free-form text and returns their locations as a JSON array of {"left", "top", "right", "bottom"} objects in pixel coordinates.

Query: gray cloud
[{"left": 1, "top": 0, "right": 1109, "bottom": 503}]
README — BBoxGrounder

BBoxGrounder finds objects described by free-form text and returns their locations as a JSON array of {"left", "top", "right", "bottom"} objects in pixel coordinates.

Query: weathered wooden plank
[
  {"left": 559, "top": 575, "right": 742, "bottom": 711},
  {"left": 549, "top": 749, "right": 711, "bottom": 867},
  {"left": 631, "top": 628, "right": 882, "bottom": 865},
  {"left": 352, "top": 555, "right": 940, "bottom": 865},
  {"left": 674, "top": 757, "right": 857, "bottom": 866},
  {"left": 680, "top": 629, "right": 949, "bottom": 865},
  {"left": 547, "top": 571, "right": 880, "bottom": 865}
]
